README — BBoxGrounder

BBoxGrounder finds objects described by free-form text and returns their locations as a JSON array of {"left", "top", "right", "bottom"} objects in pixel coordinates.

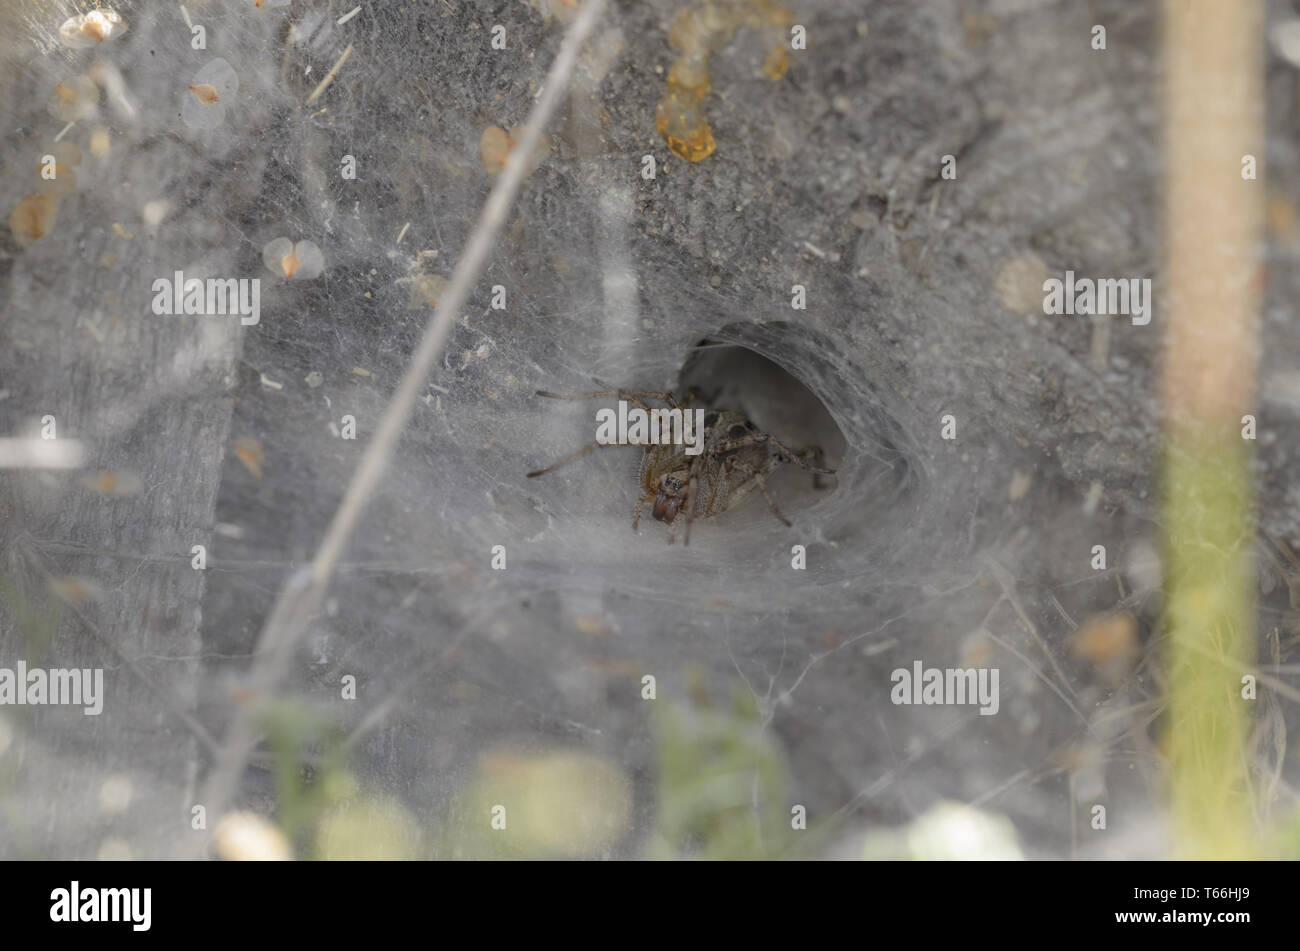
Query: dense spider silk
[{"left": 4, "top": 0, "right": 1250, "bottom": 861}]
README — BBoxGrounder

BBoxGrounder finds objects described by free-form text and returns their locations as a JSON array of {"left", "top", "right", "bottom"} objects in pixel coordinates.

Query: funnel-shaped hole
[{"left": 678, "top": 339, "right": 846, "bottom": 520}]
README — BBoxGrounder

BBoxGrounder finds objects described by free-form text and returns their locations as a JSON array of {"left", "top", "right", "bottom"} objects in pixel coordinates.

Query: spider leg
[
  {"left": 632, "top": 492, "right": 656, "bottom": 530},
  {"left": 667, "top": 511, "right": 681, "bottom": 544},
  {"left": 708, "top": 432, "right": 771, "bottom": 454},
  {"left": 783, "top": 441, "right": 835, "bottom": 475},
  {"left": 534, "top": 387, "right": 623, "bottom": 402},
  {"left": 590, "top": 377, "right": 683, "bottom": 412},
  {"left": 729, "top": 457, "right": 792, "bottom": 527},
  {"left": 682, "top": 465, "right": 701, "bottom": 546},
  {"left": 793, "top": 445, "right": 833, "bottom": 488},
  {"left": 537, "top": 386, "right": 658, "bottom": 417},
  {"left": 526, "top": 439, "right": 626, "bottom": 477},
  {"left": 712, "top": 431, "right": 836, "bottom": 476},
  {"left": 536, "top": 382, "right": 679, "bottom": 450}
]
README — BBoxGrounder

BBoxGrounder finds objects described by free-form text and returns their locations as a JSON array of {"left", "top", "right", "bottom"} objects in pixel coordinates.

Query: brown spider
[{"left": 526, "top": 379, "right": 835, "bottom": 544}]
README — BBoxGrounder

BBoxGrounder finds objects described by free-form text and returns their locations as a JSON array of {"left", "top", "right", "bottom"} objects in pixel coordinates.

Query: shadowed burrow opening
[{"left": 677, "top": 321, "right": 917, "bottom": 532}]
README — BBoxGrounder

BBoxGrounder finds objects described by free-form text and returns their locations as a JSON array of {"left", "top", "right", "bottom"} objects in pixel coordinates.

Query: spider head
[{"left": 651, "top": 469, "right": 690, "bottom": 522}]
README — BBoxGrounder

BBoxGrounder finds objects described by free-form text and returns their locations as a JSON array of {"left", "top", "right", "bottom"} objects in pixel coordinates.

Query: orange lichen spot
[
  {"left": 478, "top": 124, "right": 548, "bottom": 175},
  {"left": 262, "top": 237, "right": 324, "bottom": 279},
  {"left": 183, "top": 59, "right": 238, "bottom": 129},
  {"left": 189, "top": 83, "right": 220, "bottom": 105},
  {"left": 233, "top": 437, "right": 264, "bottom": 479},
  {"left": 479, "top": 125, "right": 512, "bottom": 174},
  {"left": 1069, "top": 611, "right": 1139, "bottom": 667},
  {"left": 10, "top": 194, "right": 58, "bottom": 245},
  {"left": 81, "top": 470, "right": 143, "bottom": 496},
  {"left": 655, "top": 88, "right": 716, "bottom": 162},
  {"left": 49, "top": 577, "right": 101, "bottom": 604},
  {"left": 48, "top": 77, "right": 99, "bottom": 122},
  {"left": 656, "top": 0, "right": 793, "bottom": 161},
  {"left": 59, "top": 11, "right": 128, "bottom": 49}
]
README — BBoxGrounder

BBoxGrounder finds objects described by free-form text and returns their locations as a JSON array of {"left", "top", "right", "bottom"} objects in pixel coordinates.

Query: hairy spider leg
[
  {"left": 526, "top": 439, "right": 628, "bottom": 477},
  {"left": 536, "top": 388, "right": 658, "bottom": 414},
  {"left": 632, "top": 490, "right": 657, "bottom": 530},
  {"left": 590, "top": 377, "right": 684, "bottom": 412},
  {"left": 529, "top": 385, "right": 666, "bottom": 476},
  {"left": 711, "top": 431, "right": 837, "bottom": 475},
  {"left": 681, "top": 464, "right": 701, "bottom": 546},
  {"left": 793, "top": 444, "right": 833, "bottom": 489},
  {"left": 726, "top": 456, "right": 793, "bottom": 527}
]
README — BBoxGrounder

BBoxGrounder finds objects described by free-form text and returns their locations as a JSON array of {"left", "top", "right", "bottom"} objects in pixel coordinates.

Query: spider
[{"left": 526, "top": 379, "right": 835, "bottom": 544}]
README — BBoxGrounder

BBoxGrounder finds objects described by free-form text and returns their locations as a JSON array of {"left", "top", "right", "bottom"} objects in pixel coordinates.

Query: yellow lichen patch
[
  {"left": 762, "top": 44, "right": 788, "bottom": 79},
  {"left": 189, "top": 83, "right": 220, "bottom": 105},
  {"left": 656, "top": 0, "right": 795, "bottom": 162},
  {"left": 10, "top": 194, "right": 58, "bottom": 245}
]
